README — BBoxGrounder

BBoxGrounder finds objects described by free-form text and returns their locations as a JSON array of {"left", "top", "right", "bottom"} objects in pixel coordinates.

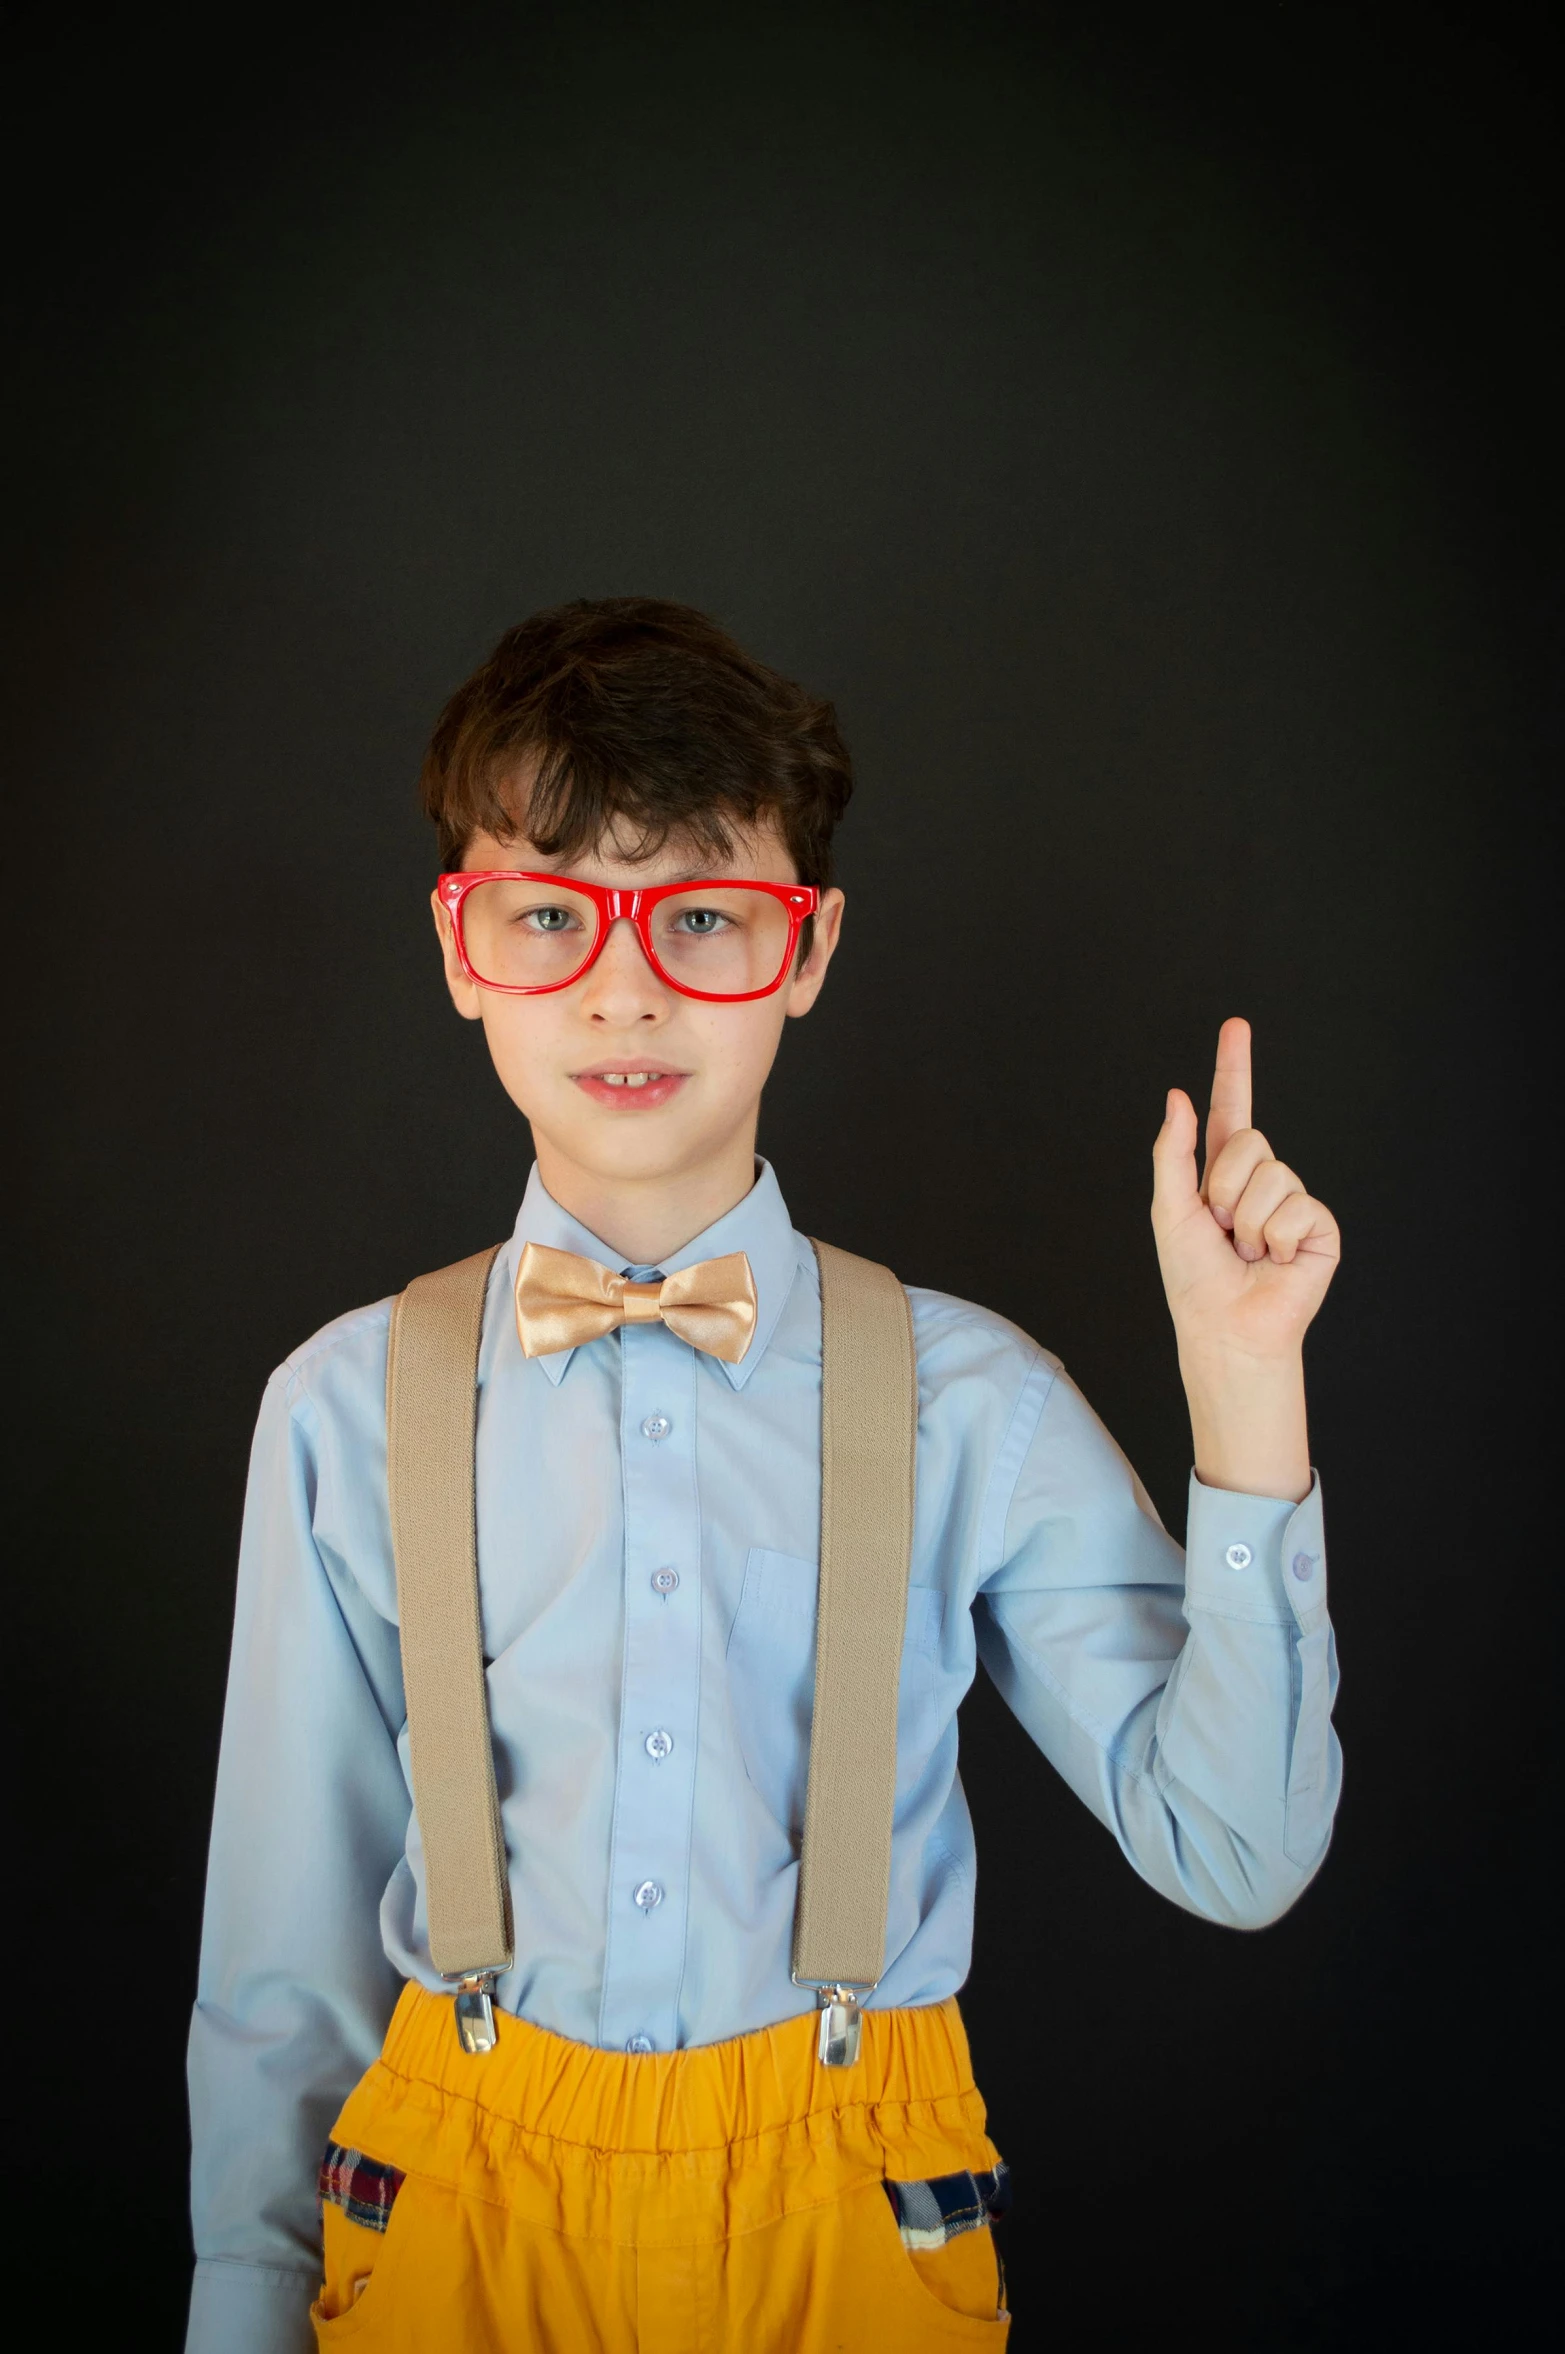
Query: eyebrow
[{"left": 534, "top": 863, "right": 734, "bottom": 885}]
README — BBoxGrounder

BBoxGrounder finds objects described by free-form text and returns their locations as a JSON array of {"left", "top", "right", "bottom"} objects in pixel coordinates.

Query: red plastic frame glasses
[{"left": 437, "top": 871, "right": 822, "bottom": 1003}]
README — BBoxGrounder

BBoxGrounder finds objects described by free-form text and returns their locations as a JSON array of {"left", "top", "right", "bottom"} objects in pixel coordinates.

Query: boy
[{"left": 186, "top": 597, "right": 1341, "bottom": 2352}]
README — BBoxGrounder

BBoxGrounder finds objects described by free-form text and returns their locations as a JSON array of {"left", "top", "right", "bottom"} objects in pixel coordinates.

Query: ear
[
  {"left": 430, "top": 887, "right": 485, "bottom": 1022},
  {"left": 784, "top": 888, "right": 845, "bottom": 1019}
]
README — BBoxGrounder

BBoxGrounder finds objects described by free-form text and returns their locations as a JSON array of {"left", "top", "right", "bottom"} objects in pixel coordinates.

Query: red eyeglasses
[{"left": 437, "top": 871, "right": 821, "bottom": 1003}]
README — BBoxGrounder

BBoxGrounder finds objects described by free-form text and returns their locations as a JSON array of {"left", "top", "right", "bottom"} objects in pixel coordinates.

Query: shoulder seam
[
  {"left": 974, "top": 1344, "right": 1059, "bottom": 1588},
  {"left": 279, "top": 1294, "right": 396, "bottom": 1387},
  {"left": 901, "top": 1282, "right": 1062, "bottom": 1367}
]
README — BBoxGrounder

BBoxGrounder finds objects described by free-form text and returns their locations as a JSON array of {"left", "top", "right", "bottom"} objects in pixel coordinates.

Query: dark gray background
[{"left": 7, "top": 4, "right": 1557, "bottom": 2344}]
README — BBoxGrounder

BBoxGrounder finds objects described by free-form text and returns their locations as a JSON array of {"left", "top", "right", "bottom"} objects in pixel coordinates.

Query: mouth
[{"left": 571, "top": 1062, "right": 691, "bottom": 1108}]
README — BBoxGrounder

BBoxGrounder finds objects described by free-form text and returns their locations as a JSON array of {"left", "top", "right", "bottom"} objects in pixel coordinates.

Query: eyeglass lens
[{"left": 458, "top": 881, "right": 794, "bottom": 995}]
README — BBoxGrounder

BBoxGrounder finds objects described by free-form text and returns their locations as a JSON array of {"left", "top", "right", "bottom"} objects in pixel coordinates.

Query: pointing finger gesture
[
  {"left": 1152, "top": 1017, "right": 1340, "bottom": 1368},
  {"left": 1201, "top": 1014, "right": 1253, "bottom": 1192}
]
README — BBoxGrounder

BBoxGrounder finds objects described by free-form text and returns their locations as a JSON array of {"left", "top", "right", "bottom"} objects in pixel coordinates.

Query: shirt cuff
[
  {"left": 1183, "top": 1470, "right": 1326, "bottom": 1627},
  {"left": 185, "top": 2260, "right": 317, "bottom": 2354}
]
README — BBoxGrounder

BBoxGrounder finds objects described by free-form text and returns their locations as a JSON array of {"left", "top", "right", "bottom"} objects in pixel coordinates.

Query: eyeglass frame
[{"left": 436, "top": 870, "right": 823, "bottom": 1003}]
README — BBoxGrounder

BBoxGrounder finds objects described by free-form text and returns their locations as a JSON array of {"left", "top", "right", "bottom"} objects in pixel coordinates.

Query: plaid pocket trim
[
  {"left": 319, "top": 2141, "right": 406, "bottom": 2233},
  {"left": 883, "top": 2161, "right": 1010, "bottom": 2251}
]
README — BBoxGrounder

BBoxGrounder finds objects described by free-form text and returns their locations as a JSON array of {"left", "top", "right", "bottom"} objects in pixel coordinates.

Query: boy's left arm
[{"left": 975, "top": 1017, "right": 1342, "bottom": 1925}]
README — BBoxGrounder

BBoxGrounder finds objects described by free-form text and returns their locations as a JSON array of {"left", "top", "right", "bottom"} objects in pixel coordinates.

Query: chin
[
  {"left": 598, "top": 1134, "right": 710, "bottom": 1179},
  {"left": 559, "top": 1116, "right": 709, "bottom": 1180}
]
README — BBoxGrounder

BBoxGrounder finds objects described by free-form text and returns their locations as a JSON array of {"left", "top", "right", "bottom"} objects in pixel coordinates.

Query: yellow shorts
[{"left": 312, "top": 1982, "right": 1010, "bottom": 2350}]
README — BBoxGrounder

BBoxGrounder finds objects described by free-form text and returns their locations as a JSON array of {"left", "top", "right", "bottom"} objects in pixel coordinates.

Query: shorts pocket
[
  {"left": 865, "top": 2175, "right": 1011, "bottom": 2339},
  {"left": 312, "top": 2143, "right": 415, "bottom": 2336}
]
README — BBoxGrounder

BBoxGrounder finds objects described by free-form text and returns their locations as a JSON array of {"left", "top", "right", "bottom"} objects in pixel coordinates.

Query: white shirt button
[
  {"left": 651, "top": 1567, "right": 679, "bottom": 1595},
  {"left": 626, "top": 2034, "right": 655, "bottom": 2055},
  {"left": 1291, "top": 1551, "right": 1317, "bottom": 1582},
  {"left": 644, "top": 1728, "right": 674, "bottom": 1763},
  {"left": 641, "top": 1413, "right": 672, "bottom": 1442},
  {"left": 1224, "top": 1542, "right": 1253, "bottom": 1570},
  {"left": 633, "top": 1879, "right": 664, "bottom": 1910}
]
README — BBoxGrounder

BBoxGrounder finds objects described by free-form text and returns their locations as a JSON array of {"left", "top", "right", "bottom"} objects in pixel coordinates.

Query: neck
[{"left": 531, "top": 1130, "right": 761, "bottom": 1266}]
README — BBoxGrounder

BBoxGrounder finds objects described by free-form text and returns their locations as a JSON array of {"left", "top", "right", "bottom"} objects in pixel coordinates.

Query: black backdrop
[{"left": 7, "top": 6, "right": 1557, "bottom": 2346}]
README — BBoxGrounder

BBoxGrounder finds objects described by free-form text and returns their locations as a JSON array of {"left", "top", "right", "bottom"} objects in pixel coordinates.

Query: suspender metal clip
[
  {"left": 450, "top": 1970, "right": 501, "bottom": 2055},
  {"left": 815, "top": 1984, "right": 866, "bottom": 2068}
]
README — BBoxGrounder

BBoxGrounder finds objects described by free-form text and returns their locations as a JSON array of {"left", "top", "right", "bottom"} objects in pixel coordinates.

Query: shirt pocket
[{"left": 725, "top": 1548, "right": 944, "bottom": 1836}]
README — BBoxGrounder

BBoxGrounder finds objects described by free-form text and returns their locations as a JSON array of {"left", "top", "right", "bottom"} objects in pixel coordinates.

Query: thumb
[{"left": 1151, "top": 1088, "right": 1201, "bottom": 1233}]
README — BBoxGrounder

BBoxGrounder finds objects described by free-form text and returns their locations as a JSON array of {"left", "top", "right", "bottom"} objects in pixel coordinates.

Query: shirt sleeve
[
  {"left": 974, "top": 1356, "right": 1341, "bottom": 1928},
  {"left": 185, "top": 1361, "right": 411, "bottom": 2354}
]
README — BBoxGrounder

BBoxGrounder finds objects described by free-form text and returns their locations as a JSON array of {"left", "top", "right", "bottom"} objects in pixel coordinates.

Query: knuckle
[{"left": 1213, "top": 1128, "right": 1270, "bottom": 1176}]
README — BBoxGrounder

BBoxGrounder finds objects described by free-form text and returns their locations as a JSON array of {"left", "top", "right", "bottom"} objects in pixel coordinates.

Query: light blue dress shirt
[{"left": 186, "top": 1157, "right": 1340, "bottom": 2354}]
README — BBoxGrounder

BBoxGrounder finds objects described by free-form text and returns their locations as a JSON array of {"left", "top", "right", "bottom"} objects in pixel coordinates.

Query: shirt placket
[{"left": 597, "top": 1305, "right": 702, "bottom": 2053}]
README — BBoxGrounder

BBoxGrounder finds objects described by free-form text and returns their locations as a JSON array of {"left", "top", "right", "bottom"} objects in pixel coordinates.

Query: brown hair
[{"left": 419, "top": 598, "right": 853, "bottom": 891}]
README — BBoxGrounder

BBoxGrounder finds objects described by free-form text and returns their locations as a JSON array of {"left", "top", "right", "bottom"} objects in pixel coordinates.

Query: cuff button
[
  {"left": 1291, "top": 1551, "right": 1318, "bottom": 1581},
  {"left": 1224, "top": 1542, "right": 1253, "bottom": 1570}
]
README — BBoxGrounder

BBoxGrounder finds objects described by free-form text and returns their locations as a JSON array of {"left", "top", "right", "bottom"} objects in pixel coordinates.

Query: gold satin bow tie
[{"left": 514, "top": 1241, "right": 758, "bottom": 1364}]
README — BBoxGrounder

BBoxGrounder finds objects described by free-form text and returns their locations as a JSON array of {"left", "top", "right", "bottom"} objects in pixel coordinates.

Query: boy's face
[{"left": 431, "top": 807, "right": 845, "bottom": 1205}]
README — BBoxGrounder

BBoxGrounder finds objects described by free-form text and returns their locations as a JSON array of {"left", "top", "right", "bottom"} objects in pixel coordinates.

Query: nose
[{"left": 577, "top": 914, "right": 669, "bottom": 1024}]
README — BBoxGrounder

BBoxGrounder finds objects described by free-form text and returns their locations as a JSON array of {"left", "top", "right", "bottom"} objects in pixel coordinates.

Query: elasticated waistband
[{"left": 331, "top": 1984, "right": 998, "bottom": 2246}]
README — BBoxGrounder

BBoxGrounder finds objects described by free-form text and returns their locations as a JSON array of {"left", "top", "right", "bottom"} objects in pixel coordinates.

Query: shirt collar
[{"left": 505, "top": 1157, "right": 801, "bottom": 1391}]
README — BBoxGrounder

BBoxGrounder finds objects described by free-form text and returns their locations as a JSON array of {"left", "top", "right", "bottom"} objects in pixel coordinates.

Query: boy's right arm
[{"left": 185, "top": 1347, "right": 411, "bottom": 2354}]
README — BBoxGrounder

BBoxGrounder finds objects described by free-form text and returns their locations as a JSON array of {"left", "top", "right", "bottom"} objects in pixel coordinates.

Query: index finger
[{"left": 1202, "top": 1015, "right": 1253, "bottom": 1187}]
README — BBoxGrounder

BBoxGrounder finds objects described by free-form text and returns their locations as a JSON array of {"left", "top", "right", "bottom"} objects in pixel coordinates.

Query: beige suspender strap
[
  {"left": 385, "top": 1245, "right": 512, "bottom": 1989},
  {"left": 792, "top": 1239, "right": 919, "bottom": 2000}
]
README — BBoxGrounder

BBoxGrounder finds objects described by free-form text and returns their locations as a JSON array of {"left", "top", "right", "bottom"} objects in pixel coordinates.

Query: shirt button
[
  {"left": 1291, "top": 1551, "right": 1318, "bottom": 1581},
  {"left": 1224, "top": 1542, "right": 1253, "bottom": 1570},
  {"left": 644, "top": 1728, "right": 674, "bottom": 1763},
  {"left": 633, "top": 1879, "right": 664, "bottom": 1910},
  {"left": 641, "top": 1413, "right": 672, "bottom": 1442},
  {"left": 651, "top": 1567, "right": 679, "bottom": 1596},
  {"left": 626, "top": 2034, "right": 655, "bottom": 2055}
]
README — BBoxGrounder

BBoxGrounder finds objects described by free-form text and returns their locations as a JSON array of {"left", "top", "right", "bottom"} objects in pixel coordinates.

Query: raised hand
[{"left": 1151, "top": 1018, "right": 1340, "bottom": 1497}]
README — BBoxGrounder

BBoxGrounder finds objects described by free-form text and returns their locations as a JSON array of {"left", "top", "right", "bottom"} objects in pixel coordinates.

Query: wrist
[
  {"left": 1177, "top": 1342, "right": 1305, "bottom": 1407},
  {"left": 1179, "top": 1348, "right": 1310, "bottom": 1502}
]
